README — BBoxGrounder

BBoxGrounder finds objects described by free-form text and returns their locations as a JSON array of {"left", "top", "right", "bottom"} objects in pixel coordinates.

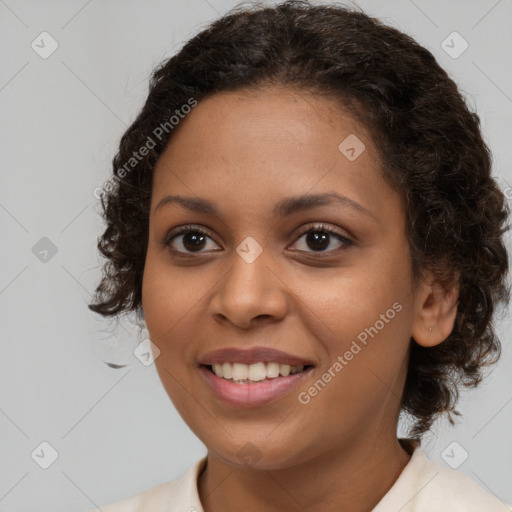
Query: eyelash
[{"left": 163, "top": 223, "right": 354, "bottom": 257}]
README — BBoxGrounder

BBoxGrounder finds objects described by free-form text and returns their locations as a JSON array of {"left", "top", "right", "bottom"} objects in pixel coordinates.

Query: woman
[{"left": 87, "top": 1, "right": 511, "bottom": 510}]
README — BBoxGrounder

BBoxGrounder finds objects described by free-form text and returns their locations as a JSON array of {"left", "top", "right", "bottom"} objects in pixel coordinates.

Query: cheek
[
  {"left": 141, "top": 254, "right": 207, "bottom": 342},
  {"left": 309, "top": 257, "right": 408, "bottom": 332},
  {"left": 141, "top": 259, "right": 201, "bottom": 410},
  {"left": 305, "top": 246, "right": 413, "bottom": 376},
  {"left": 294, "top": 279, "right": 412, "bottom": 436}
]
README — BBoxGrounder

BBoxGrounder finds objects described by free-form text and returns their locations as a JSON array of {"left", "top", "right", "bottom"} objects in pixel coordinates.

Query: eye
[
  {"left": 290, "top": 222, "right": 354, "bottom": 255},
  {"left": 163, "top": 222, "right": 354, "bottom": 256},
  {"left": 164, "top": 225, "right": 219, "bottom": 254}
]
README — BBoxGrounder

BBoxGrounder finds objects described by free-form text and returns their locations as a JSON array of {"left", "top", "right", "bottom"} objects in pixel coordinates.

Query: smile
[
  {"left": 200, "top": 363, "right": 314, "bottom": 407},
  {"left": 209, "top": 361, "right": 306, "bottom": 382}
]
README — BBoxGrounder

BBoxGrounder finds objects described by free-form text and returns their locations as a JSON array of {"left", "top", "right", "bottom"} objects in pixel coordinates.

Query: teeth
[
  {"left": 280, "top": 364, "right": 291, "bottom": 377},
  {"left": 210, "top": 362, "right": 306, "bottom": 382},
  {"left": 248, "top": 362, "right": 267, "bottom": 381},
  {"left": 232, "top": 363, "right": 248, "bottom": 381},
  {"left": 221, "top": 362, "right": 232, "bottom": 379},
  {"left": 266, "top": 362, "right": 280, "bottom": 378}
]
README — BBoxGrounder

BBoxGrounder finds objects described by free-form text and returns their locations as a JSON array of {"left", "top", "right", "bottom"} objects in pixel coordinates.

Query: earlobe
[{"left": 411, "top": 272, "right": 460, "bottom": 348}]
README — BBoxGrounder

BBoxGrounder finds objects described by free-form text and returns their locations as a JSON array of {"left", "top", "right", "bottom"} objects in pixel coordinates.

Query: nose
[{"left": 209, "top": 247, "right": 289, "bottom": 329}]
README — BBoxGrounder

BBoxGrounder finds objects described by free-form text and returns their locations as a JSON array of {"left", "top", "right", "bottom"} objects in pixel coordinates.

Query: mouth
[
  {"left": 201, "top": 362, "right": 314, "bottom": 383},
  {"left": 199, "top": 362, "right": 315, "bottom": 407}
]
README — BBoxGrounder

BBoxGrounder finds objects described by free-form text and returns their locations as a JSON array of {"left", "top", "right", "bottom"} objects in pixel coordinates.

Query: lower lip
[{"left": 199, "top": 365, "right": 314, "bottom": 407}]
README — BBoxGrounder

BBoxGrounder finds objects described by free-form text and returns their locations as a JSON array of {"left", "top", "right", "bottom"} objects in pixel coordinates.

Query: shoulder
[
  {"left": 85, "top": 456, "right": 207, "bottom": 512},
  {"left": 414, "top": 454, "right": 510, "bottom": 512},
  {"left": 374, "top": 440, "right": 510, "bottom": 512},
  {"left": 88, "top": 480, "right": 179, "bottom": 512}
]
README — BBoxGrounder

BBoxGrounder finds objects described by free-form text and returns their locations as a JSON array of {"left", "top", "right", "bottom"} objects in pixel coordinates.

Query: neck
[{"left": 198, "top": 433, "right": 414, "bottom": 512}]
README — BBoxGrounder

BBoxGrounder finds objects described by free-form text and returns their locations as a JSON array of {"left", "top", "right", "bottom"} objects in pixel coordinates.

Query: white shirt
[{"left": 89, "top": 439, "right": 510, "bottom": 511}]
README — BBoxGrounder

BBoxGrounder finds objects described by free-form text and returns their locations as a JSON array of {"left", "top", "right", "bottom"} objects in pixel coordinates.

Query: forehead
[
  {"left": 151, "top": 86, "right": 398, "bottom": 223},
  {"left": 155, "top": 85, "right": 379, "bottom": 170}
]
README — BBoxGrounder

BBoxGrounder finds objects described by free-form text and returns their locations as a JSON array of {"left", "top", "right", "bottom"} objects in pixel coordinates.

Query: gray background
[{"left": 1, "top": 0, "right": 511, "bottom": 510}]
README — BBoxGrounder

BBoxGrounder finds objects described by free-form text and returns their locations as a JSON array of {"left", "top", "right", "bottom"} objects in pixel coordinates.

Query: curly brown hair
[{"left": 88, "top": 0, "right": 511, "bottom": 440}]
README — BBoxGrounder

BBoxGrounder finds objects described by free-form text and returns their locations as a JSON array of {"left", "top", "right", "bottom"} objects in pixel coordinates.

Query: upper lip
[{"left": 199, "top": 346, "right": 315, "bottom": 367}]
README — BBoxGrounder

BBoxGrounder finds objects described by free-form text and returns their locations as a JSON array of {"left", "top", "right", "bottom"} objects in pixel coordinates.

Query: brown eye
[
  {"left": 164, "top": 226, "right": 219, "bottom": 254},
  {"left": 290, "top": 223, "right": 354, "bottom": 254},
  {"left": 163, "top": 222, "right": 353, "bottom": 257}
]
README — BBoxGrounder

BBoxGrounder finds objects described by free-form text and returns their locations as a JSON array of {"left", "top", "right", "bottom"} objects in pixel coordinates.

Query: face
[{"left": 142, "top": 86, "right": 421, "bottom": 470}]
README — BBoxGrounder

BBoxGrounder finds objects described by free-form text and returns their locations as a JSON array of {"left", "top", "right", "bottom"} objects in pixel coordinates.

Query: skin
[{"left": 141, "top": 85, "right": 459, "bottom": 512}]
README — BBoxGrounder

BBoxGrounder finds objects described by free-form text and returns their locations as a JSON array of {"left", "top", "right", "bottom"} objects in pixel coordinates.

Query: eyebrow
[{"left": 154, "top": 192, "right": 377, "bottom": 221}]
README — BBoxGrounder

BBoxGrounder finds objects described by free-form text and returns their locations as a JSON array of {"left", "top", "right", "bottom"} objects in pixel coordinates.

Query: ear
[{"left": 411, "top": 270, "right": 460, "bottom": 348}]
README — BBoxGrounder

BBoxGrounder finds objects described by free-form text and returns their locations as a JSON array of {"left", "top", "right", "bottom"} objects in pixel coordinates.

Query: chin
[{"left": 209, "top": 439, "right": 310, "bottom": 471}]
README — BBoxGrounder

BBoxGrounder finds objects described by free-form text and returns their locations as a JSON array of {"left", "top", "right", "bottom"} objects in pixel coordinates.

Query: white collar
[{"left": 99, "top": 438, "right": 509, "bottom": 512}]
